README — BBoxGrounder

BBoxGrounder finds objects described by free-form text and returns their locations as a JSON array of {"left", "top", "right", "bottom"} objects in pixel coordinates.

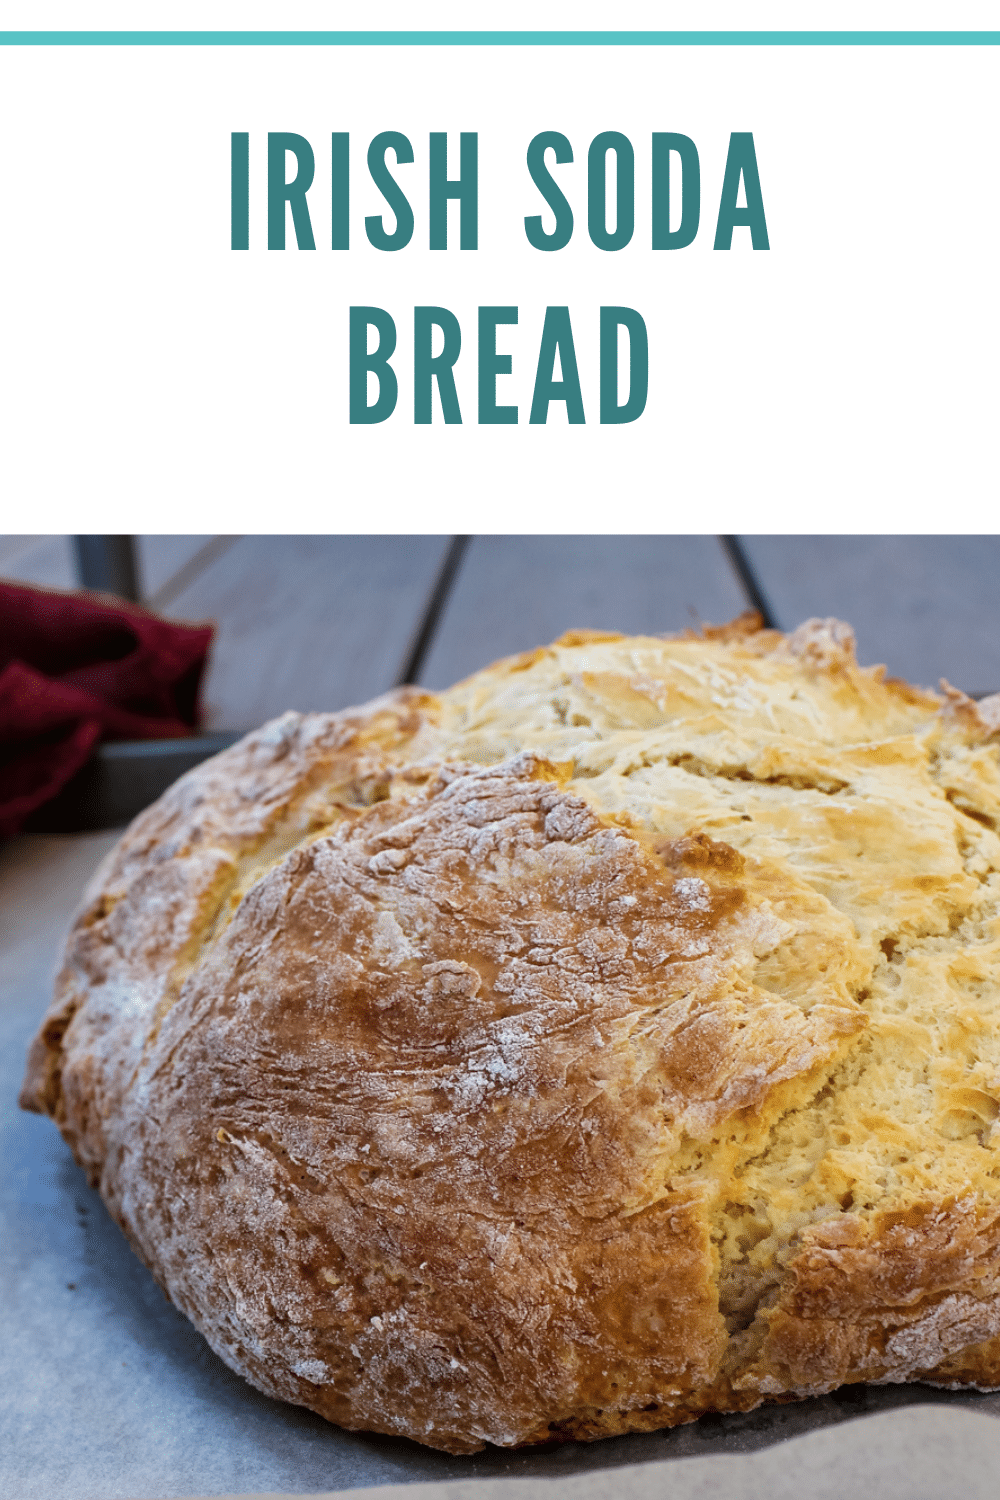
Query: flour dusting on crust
[{"left": 20, "top": 617, "right": 1000, "bottom": 1451}]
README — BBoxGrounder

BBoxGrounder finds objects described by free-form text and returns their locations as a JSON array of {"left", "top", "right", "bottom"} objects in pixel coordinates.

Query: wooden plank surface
[
  {"left": 0, "top": 534, "right": 75, "bottom": 590},
  {"left": 417, "top": 535, "right": 749, "bottom": 690},
  {"left": 740, "top": 536, "right": 1000, "bottom": 695},
  {"left": 162, "top": 535, "right": 452, "bottom": 730},
  {"left": 136, "top": 535, "right": 219, "bottom": 604},
  {"left": 0, "top": 536, "right": 219, "bottom": 604},
  {"left": 5, "top": 533, "right": 998, "bottom": 712}
]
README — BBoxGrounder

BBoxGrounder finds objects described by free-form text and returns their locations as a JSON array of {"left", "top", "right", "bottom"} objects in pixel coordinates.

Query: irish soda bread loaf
[{"left": 20, "top": 615, "right": 1000, "bottom": 1452}]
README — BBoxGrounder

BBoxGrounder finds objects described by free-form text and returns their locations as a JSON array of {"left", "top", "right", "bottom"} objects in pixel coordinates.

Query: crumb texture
[{"left": 20, "top": 616, "right": 1000, "bottom": 1450}]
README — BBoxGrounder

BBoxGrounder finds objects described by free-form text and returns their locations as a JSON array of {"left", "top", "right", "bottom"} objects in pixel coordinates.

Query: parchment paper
[{"left": 146, "top": 1405, "right": 1000, "bottom": 1500}]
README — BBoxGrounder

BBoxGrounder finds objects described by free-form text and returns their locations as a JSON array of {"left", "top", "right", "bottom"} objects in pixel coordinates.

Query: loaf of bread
[{"left": 20, "top": 615, "right": 1000, "bottom": 1452}]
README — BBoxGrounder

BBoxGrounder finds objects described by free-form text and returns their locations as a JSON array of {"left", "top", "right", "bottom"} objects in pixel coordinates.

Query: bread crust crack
[{"left": 21, "top": 620, "right": 1000, "bottom": 1451}]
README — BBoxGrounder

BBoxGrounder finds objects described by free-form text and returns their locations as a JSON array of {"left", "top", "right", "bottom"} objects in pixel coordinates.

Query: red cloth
[{"left": 0, "top": 581, "right": 213, "bottom": 837}]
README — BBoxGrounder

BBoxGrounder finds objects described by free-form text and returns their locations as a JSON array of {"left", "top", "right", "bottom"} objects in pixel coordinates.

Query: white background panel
[{"left": 0, "top": 34, "right": 997, "bottom": 528}]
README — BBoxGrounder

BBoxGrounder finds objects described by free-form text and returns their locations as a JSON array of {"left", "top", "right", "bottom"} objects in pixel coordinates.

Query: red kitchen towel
[{"left": 0, "top": 581, "right": 213, "bottom": 837}]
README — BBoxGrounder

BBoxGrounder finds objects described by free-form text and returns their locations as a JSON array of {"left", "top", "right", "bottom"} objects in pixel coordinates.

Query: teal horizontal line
[{"left": 1, "top": 30, "right": 1000, "bottom": 46}]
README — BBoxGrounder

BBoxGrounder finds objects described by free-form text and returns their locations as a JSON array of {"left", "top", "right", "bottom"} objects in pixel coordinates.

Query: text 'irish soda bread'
[{"left": 20, "top": 616, "right": 1000, "bottom": 1452}]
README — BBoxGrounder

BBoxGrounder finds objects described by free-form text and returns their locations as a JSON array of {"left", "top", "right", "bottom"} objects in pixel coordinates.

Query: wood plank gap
[
  {"left": 396, "top": 536, "right": 471, "bottom": 685},
  {"left": 147, "top": 535, "right": 241, "bottom": 611},
  {"left": 73, "top": 535, "right": 140, "bottom": 601},
  {"left": 719, "top": 536, "right": 781, "bottom": 629}
]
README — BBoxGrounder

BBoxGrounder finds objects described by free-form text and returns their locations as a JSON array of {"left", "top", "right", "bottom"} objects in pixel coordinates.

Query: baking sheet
[{"left": 4, "top": 831, "right": 1000, "bottom": 1500}]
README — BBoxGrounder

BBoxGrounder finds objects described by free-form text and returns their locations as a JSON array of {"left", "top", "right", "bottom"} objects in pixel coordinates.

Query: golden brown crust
[
  {"left": 19, "top": 691, "right": 436, "bottom": 1161},
  {"left": 20, "top": 618, "right": 1000, "bottom": 1451},
  {"left": 742, "top": 1199, "right": 1000, "bottom": 1395}
]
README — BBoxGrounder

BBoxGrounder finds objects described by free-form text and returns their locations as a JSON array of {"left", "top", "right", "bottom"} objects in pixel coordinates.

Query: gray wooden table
[
  {"left": 5, "top": 535, "right": 1000, "bottom": 725},
  {"left": 4, "top": 534, "right": 1000, "bottom": 1500},
  {"left": 135, "top": 533, "right": 1000, "bottom": 713}
]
